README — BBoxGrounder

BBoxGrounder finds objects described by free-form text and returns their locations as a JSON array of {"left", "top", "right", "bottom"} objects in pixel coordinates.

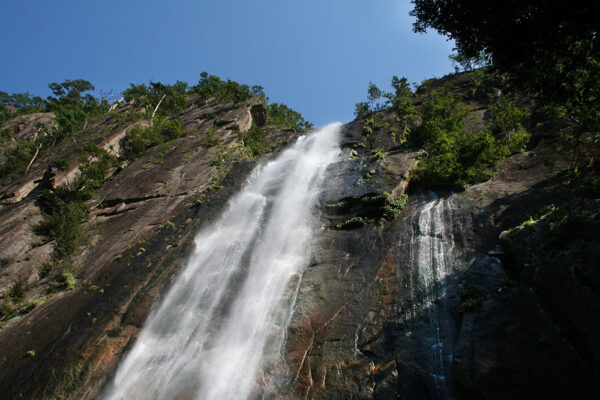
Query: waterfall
[
  {"left": 102, "top": 123, "right": 342, "bottom": 400},
  {"left": 401, "top": 193, "right": 456, "bottom": 398}
]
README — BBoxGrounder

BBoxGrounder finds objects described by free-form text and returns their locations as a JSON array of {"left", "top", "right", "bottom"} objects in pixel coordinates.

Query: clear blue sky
[{"left": 0, "top": 0, "right": 455, "bottom": 126}]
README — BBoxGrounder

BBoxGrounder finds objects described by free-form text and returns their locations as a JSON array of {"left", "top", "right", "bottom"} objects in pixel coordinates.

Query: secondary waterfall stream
[
  {"left": 102, "top": 123, "right": 341, "bottom": 400},
  {"left": 399, "top": 193, "right": 457, "bottom": 398}
]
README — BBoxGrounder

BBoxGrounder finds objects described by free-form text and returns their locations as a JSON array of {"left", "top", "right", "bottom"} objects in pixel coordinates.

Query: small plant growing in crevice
[
  {"left": 329, "top": 193, "right": 408, "bottom": 229},
  {"left": 61, "top": 269, "right": 77, "bottom": 291},
  {"left": 158, "top": 221, "right": 175, "bottom": 231},
  {"left": 521, "top": 216, "right": 536, "bottom": 229},
  {"left": 458, "top": 288, "right": 485, "bottom": 312}
]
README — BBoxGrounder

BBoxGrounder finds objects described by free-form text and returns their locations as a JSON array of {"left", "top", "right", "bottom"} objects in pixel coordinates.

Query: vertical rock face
[{"left": 250, "top": 103, "right": 268, "bottom": 127}]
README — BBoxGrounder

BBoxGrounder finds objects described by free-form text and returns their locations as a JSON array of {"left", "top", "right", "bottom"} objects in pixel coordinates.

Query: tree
[
  {"left": 384, "top": 76, "right": 418, "bottom": 138},
  {"left": 191, "top": 72, "right": 253, "bottom": 104},
  {"left": 251, "top": 85, "right": 266, "bottom": 99},
  {"left": 267, "top": 103, "right": 313, "bottom": 132},
  {"left": 367, "top": 82, "right": 382, "bottom": 112},
  {"left": 448, "top": 51, "right": 490, "bottom": 72},
  {"left": 46, "top": 79, "right": 107, "bottom": 135},
  {"left": 410, "top": 0, "right": 600, "bottom": 212},
  {"left": 410, "top": 1, "right": 599, "bottom": 129},
  {"left": 354, "top": 102, "right": 370, "bottom": 119}
]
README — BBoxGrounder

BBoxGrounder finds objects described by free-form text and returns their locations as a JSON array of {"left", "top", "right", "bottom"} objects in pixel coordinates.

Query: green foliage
[
  {"left": 0, "top": 91, "right": 46, "bottom": 124},
  {"left": 333, "top": 216, "right": 368, "bottom": 230},
  {"left": 355, "top": 81, "right": 386, "bottom": 118},
  {"left": 354, "top": 102, "right": 370, "bottom": 119},
  {"left": 582, "top": 174, "right": 600, "bottom": 198},
  {"left": 413, "top": 128, "right": 507, "bottom": 190},
  {"left": 36, "top": 145, "right": 116, "bottom": 259},
  {"left": 122, "top": 119, "right": 181, "bottom": 160},
  {"left": 485, "top": 97, "right": 531, "bottom": 153},
  {"left": 36, "top": 198, "right": 88, "bottom": 259},
  {"left": 458, "top": 288, "right": 485, "bottom": 312},
  {"left": 38, "top": 262, "right": 53, "bottom": 278},
  {"left": 158, "top": 221, "right": 175, "bottom": 231},
  {"left": 384, "top": 76, "right": 418, "bottom": 139},
  {"left": 239, "top": 124, "right": 272, "bottom": 157},
  {"left": 0, "top": 104, "right": 15, "bottom": 126},
  {"left": 411, "top": 89, "right": 527, "bottom": 190},
  {"left": 367, "top": 81, "right": 382, "bottom": 111},
  {"left": 521, "top": 216, "right": 536, "bottom": 229},
  {"left": 194, "top": 184, "right": 224, "bottom": 205},
  {"left": 487, "top": 97, "right": 530, "bottom": 134},
  {"left": 267, "top": 103, "right": 313, "bottom": 132},
  {"left": 411, "top": 89, "right": 470, "bottom": 147},
  {"left": 535, "top": 207, "right": 598, "bottom": 254},
  {"left": 46, "top": 79, "right": 108, "bottom": 135},
  {"left": 410, "top": 1, "right": 599, "bottom": 134},
  {"left": 192, "top": 72, "right": 253, "bottom": 104},
  {"left": 0, "top": 277, "right": 51, "bottom": 321},
  {"left": 8, "top": 276, "right": 29, "bottom": 301},
  {"left": 382, "top": 193, "right": 408, "bottom": 220},
  {"left": 449, "top": 51, "right": 490, "bottom": 72},
  {"left": 0, "top": 140, "right": 37, "bottom": 181},
  {"left": 78, "top": 144, "right": 118, "bottom": 191},
  {"left": 371, "top": 148, "right": 384, "bottom": 160},
  {"left": 123, "top": 81, "right": 188, "bottom": 117},
  {"left": 52, "top": 158, "right": 71, "bottom": 171},
  {"left": 201, "top": 127, "right": 222, "bottom": 147},
  {"left": 61, "top": 269, "right": 77, "bottom": 291},
  {"left": 251, "top": 85, "right": 266, "bottom": 99},
  {"left": 330, "top": 193, "right": 408, "bottom": 229},
  {"left": 362, "top": 118, "right": 374, "bottom": 134}
]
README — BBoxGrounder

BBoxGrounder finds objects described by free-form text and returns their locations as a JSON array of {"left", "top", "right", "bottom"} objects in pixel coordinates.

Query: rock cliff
[{"left": 0, "top": 71, "right": 598, "bottom": 399}]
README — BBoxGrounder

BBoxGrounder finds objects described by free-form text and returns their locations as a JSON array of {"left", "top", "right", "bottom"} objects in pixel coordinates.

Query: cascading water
[
  {"left": 400, "top": 193, "right": 457, "bottom": 398},
  {"left": 102, "top": 123, "right": 341, "bottom": 400}
]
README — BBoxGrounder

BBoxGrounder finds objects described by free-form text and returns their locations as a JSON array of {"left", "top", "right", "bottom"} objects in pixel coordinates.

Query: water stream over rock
[
  {"left": 397, "top": 193, "right": 457, "bottom": 399},
  {"left": 102, "top": 123, "right": 342, "bottom": 400}
]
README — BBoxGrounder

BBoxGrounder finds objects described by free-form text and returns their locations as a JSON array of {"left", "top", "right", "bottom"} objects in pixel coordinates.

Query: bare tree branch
[
  {"left": 25, "top": 142, "right": 43, "bottom": 175},
  {"left": 151, "top": 94, "right": 167, "bottom": 120}
]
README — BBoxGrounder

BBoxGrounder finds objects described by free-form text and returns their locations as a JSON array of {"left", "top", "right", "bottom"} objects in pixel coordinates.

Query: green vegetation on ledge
[
  {"left": 328, "top": 193, "right": 408, "bottom": 229},
  {"left": 410, "top": 85, "right": 530, "bottom": 190}
]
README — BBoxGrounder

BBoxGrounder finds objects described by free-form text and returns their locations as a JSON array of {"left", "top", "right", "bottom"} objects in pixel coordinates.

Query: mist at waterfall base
[{"left": 102, "top": 123, "right": 342, "bottom": 400}]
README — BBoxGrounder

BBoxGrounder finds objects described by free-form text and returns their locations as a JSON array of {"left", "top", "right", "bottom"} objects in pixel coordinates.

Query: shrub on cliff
[
  {"left": 46, "top": 79, "right": 109, "bottom": 136},
  {"left": 267, "top": 103, "right": 313, "bottom": 132},
  {"left": 191, "top": 72, "right": 253, "bottom": 104},
  {"left": 239, "top": 124, "right": 271, "bottom": 157},
  {"left": 410, "top": 88, "right": 529, "bottom": 190},
  {"left": 410, "top": 0, "right": 599, "bottom": 202},
  {"left": 36, "top": 145, "right": 117, "bottom": 259},
  {"left": 0, "top": 91, "right": 46, "bottom": 124},
  {"left": 122, "top": 118, "right": 181, "bottom": 160},
  {"left": 385, "top": 76, "right": 418, "bottom": 139},
  {"left": 123, "top": 81, "right": 188, "bottom": 117}
]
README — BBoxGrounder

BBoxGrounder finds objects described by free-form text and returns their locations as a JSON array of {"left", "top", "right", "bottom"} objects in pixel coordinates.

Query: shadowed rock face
[{"left": 1, "top": 72, "right": 599, "bottom": 400}]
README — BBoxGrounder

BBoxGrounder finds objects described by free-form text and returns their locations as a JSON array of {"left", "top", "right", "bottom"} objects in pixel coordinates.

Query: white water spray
[{"left": 103, "top": 123, "right": 341, "bottom": 400}]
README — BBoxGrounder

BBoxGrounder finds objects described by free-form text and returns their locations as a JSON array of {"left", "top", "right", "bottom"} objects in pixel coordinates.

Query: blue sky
[{"left": 0, "top": 0, "right": 455, "bottom": 126}]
